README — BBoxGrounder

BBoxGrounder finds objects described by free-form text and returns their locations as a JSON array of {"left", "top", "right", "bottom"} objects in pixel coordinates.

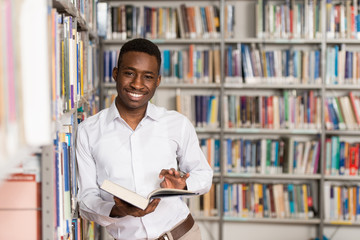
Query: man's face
[{"left": 113, "top": 51, "right": 161, "bottom": 112}]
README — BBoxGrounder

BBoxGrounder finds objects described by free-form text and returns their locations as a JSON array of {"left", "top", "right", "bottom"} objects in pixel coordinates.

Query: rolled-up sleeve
[
  {"left": 177, "top": 118, "right": 213, "bottom": 195},
  {"left": 76, "top": 124, "right": 117, "bottom": 226}
]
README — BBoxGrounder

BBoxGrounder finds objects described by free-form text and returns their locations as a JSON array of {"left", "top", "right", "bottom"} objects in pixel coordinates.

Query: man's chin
[{"left": 126, "top": 102, "right": 147, "bottom": 110}]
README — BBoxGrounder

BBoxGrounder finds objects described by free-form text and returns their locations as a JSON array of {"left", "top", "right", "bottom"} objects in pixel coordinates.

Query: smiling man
[{"left": 76, "top": 38, "right": 213, "bottom": 240}]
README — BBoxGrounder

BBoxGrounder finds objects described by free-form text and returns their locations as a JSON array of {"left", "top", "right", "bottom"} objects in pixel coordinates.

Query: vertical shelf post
[
  {"left": 41, "top": 145, "right": 55, "bottom": 240},
  {"left": 219, "top": 0, "right": 225, "bottom": 239},
  {"left": 319, "top": 0, "right": 327, "bottom": 239}
]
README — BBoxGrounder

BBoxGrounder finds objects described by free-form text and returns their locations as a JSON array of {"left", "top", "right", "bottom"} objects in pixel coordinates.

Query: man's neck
[{"left": 115, "top": 101, "right": 147, "bottom": 130}]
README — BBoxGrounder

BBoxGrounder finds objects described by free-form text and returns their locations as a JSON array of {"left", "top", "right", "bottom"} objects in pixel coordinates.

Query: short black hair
[{"left": 117, "top": 38, "right": 161, "bottom": 73}]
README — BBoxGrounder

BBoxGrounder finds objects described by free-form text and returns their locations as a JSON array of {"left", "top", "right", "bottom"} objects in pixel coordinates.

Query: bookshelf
[
  {"left": 44, "top": 0, "right": 101, "bottom": 239},
  {"left": 98, "top": 0, "right": 360, "bottom": 239},
  {"left": 0, "top": 0, "right": 100, "bottom": 239}
]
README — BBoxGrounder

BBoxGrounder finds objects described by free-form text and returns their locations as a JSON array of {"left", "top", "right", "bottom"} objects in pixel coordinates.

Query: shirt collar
[
  {"left": 146, "top": 102, "right": 162, "bottom": 122},
  {"left": 106, "top": 100, "right": 162, "bottom": 125},
  {"left": 106, "top": 100, "right": 121, "bottom": 124}
]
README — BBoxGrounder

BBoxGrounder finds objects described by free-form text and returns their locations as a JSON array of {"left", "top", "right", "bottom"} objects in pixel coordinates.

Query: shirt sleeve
[
  {"left": 76, "top": 123, "right": 118, "bottom": 226},
  {"left": 177, "top": 117, "right": 213, "bottom": 195}
]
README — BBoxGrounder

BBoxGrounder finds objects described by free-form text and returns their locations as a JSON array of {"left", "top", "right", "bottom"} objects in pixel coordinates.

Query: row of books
[
  {"left": 176, "top": 93, "right": 220, "bottom": 129},
  {"left": 326, "top": 45, "right": 360, "bottom": 85},
  {"left": 103, "top": 44, "right": 328, "bottom": 86},
  {"left": 187, "top": 183, "right": 219, "bottom": 217},
  {"left": 223, "top": 182, "right": 316, "bottom": 219},
  {"left": 99, "top": 4, "right": 232, "bottom": 40},
  {"left": 224, "top": 138, "right": 320, "bottom": 175},
  {"left": 324, "top": 183, "right": 360, "bottom": 221},
  {"left": 161, "top": 46, "right": 221, "bottom": 84},
  {"left": 325, "top": 136, "right": 360, "bottom": 176},
  {"left": 200, "top": 138, "right": 220, "bottom": 173},
  {"left": 324, "top": 92, "right": 360, "bottom": 130},
  {"left": 50, "top": 11, "right": 99, "bottom": 119},
  {"left": 256, "top": 0, "right": 322, "bottom": 39},
  {"left": 326, "top": 0, "right": 360, "bottom": 39},
  {"left": 69, "top": 0, "right": 97, "bottom": 30},
  {"left": 73, "top": 218, "right": 101, "bottom": 240},
  {"left": 50, "top": 4, "right": 100, "bottom": 239},
  {"left": 53, "top": 95, "right": 99, "bottom": 240},
  {"left": 103, "top": 46, "right": 221, "bottom": 84},
  {"left": 54, "top": 123, "right": 76, "bottom": 238},
  {"left": 240, "top": 44, "right": 322, "bottom": 85},
  {"left": 223, "top": 91, "right": 321, "bottom": 130},
  {"left": 256, "top": 0, "right": 360, "bottom": 40}
]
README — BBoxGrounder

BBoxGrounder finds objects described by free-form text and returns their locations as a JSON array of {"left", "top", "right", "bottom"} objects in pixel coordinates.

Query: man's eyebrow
[{"left": 121, "top": 66, "right": 156, "bottom": 75}]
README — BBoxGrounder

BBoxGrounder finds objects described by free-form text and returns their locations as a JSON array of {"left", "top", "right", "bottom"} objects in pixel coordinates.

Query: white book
[
  {"left": 231, "top": 184, "right": 237, "bottom": 216},
  {"left": 295, "top": 142, "right": 304, "bottom": 174},
  {"left": 237, "top": 184, "right": 243, "bottom": 217},
  {"left": 101, "top": 179, "right": 198, "bottom": 211},
  {"left": 287, "top": 138, "right": 295, "bottom": 174},
  {"left": 273, "top": 95, "right": 280, "bottom": 129},
  {"left": 301, "top": 141, "right": 312, "bottom": 174},
  {"left": 260, "top": 139, "right": 267, "bottom": 174},
  {"left": 283, "top": 185, "right": 290, "bottom": 218},
  {"left": 342, "top": 96, "right": 358, "bottom": 129},
  {"left": 194, "top": 6, "right": 203, "bottom": 38},
  {"left": 324, "top": 183, "right": 330, "bottom": 220}
]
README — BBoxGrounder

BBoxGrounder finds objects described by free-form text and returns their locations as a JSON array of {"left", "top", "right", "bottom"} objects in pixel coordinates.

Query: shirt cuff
[{"left": 79, "top": 201, "right": 119, "bottom": 226}]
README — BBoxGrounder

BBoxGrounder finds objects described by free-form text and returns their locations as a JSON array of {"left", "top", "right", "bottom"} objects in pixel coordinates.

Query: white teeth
[{"left": 129, "top": 92, "right": 142, "bottom": 98}]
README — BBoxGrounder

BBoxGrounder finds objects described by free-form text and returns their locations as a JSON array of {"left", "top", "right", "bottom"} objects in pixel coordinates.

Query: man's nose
[{"left": 130, "top": 74, "right": 144, "bottom": 88}]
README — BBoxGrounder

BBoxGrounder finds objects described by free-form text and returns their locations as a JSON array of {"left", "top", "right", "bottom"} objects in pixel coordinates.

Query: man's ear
[
  {"left": 112, "top": 67, "right": 118, "bottom": 82},
  {"left": 156, "top": 75, "right": 161, "bottom": 87}
]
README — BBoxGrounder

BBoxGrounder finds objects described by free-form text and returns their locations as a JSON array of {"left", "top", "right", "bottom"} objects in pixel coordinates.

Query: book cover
[
  {"left": 100, "top": 180, "right": 198, "bottom": 211},
  {"left": 349, "top": 92, "right": 360, "bottom": 126},
  {"left": 331, "top": 136, "right": 340, "bottom": 175},
  {"left": 349, "top": 144, "right": 359, "bottom": 176},
  {"left": 288, "top": 184, "right": 295, "bottom": 218}
]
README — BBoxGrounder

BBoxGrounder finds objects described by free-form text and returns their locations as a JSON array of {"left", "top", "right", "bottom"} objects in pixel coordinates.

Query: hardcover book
[{"left": 100, "top": 179, "right": 199, "bottom": 210}]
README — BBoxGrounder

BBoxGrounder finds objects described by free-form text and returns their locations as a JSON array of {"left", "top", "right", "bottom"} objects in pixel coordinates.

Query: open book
[{"left": 100, "top": 179, "right": 199, "bottom": 210}]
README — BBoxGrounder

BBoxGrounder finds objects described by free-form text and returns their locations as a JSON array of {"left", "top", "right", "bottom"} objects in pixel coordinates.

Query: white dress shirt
[{"left": 76, "top": 101, "right": 213, "bottom": 240}]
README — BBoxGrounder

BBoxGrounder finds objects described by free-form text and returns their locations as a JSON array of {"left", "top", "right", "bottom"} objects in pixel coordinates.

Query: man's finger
[
  {"left": 173, "top": 170, "right": 181, "bottom": 178},
  {"left": 159, "top": 169, "right": 170, "bottom": 178},
  {"left": 183, "top": 172, "right": 190, "bottom": 179},
  {"left": 169, "top": 168, "right": 176, "bottom": 175},
  {"left": 146, "top": 199, "right": 161, "bottom": 213}
]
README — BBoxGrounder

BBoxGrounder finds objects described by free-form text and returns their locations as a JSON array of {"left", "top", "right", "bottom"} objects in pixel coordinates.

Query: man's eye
[
  {"left": 144, "top": 75, "right": 154, "bottom": 80},
  {"left": 124, "top": 71, "right": 134, "bottom": 76}
]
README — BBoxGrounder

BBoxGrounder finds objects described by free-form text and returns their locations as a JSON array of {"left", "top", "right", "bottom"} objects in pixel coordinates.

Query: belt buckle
[{"left": 163, "top": 233, "right": 170, "bottom": 240}]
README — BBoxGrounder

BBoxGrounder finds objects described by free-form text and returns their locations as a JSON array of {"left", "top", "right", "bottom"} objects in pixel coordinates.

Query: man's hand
[
  {"left": 159, "top": 168, "right": 190, "bottom": 190},
  {"left": 110, "top": 197, "right": 160, "bottom": 218}
]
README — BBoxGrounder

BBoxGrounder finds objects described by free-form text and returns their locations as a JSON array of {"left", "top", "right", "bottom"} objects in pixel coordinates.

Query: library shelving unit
[
  {"left": 42, "top": 0, "right": 101, "bottom": 239},
  {"left": 98, "top": 0, "right": 360, "bottom": 240},
  {"left": 0, "top": 0, "right": 100, "bottom": 239}
]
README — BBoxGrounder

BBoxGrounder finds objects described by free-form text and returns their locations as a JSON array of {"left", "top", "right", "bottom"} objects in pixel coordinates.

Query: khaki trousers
[{"left": 114, "top": 220, "right": 202, "bottom": 240}]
